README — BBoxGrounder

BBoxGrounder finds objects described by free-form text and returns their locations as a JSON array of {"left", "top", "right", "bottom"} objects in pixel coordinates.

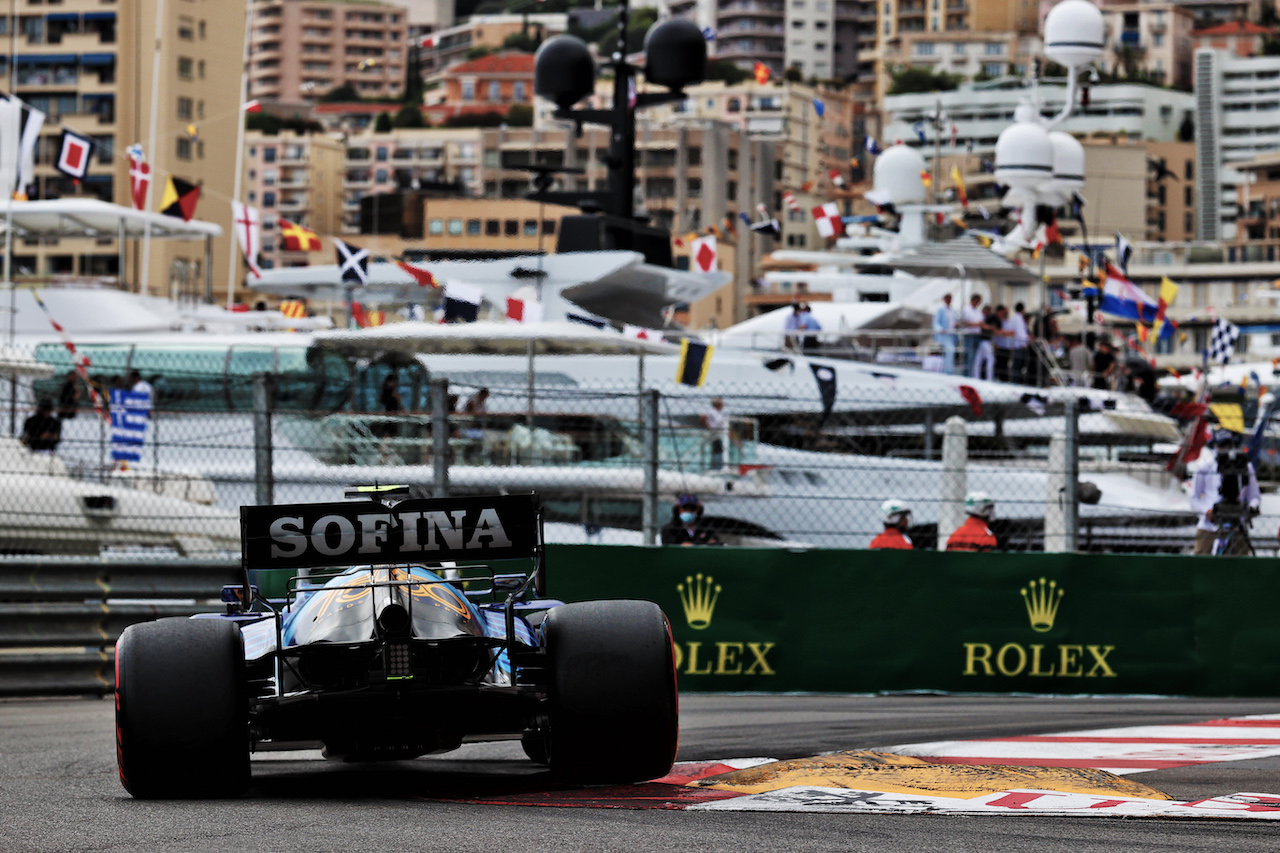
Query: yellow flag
[
  {"left": 950, "top": 165, "right": 967, "bottom": 206},
  {"left": 1209, "top": 403, "right": 1245, "bottom": 434},
  {"left": 1150, "top": 275, "right": 1179, "bottom": 339}
]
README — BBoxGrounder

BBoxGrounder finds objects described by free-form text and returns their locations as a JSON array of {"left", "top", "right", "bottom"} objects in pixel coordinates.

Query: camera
[{"left": 1212, "top": 444, "right": 1251, "bottom": 524}]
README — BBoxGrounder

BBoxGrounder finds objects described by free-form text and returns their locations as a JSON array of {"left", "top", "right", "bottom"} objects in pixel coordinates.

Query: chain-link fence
[{"left": 0, "top": 340, "right": 1269, "bottom": 558}]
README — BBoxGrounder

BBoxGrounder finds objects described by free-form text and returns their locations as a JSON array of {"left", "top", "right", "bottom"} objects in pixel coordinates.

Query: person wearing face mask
[{"left": 660, "top": 494, "right": 723, "bottom": 546}]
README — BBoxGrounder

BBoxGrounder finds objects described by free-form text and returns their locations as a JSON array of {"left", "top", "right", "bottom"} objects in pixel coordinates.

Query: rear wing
[{"left": 239, "top": 492, "right": 545, "bottom": 602}]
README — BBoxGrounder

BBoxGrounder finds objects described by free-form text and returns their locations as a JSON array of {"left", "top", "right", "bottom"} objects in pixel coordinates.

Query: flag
[
  {"left": 691, "top": 235, "right": 717, "bottom": 273},
  {"left": 184, "top": 124, "right": 199, "bottom": 142},
  {"left": 782, "top": 190, "right": 800, "bottom": 212},
  {"left": 110, "top": 388, "right": 150, "bottom": 463},
  {"left": 912, "top": 120, "right": 927, "bottom": 144},
  {"left": 1115, "top": 231, "right": 1134, "bottom": 275},
  {"left": 1084, "top": 262, "right": 1159, "bottom": 323},
  {"left": 623, "top": 324, "right": 662, "bottom": 341},
  {"left": 230, "top": 202, "right": 262, "bottom": 278},
  {"left": 800, "top": 180, "right": 814, "bottom": 192},
  {"left": 443, "top": 280, "right": 482, "bottom": 322},
  {"left": 357, "top": 58, "right": 379, "bottom": 71},
  {"left": 279, "top": 299, "right": 307, "bottom": 319},
  {"left": 950, "top": 165, "right": 967, "bottom": 207},
  {"left": 506, "top": 295, "right": 543, "bottom": 324},
  {"left": 244, "top": 100, "right": 262, "bottom": 113},
  {"left": 920, "top": 170, "right": 932, "bottom": 189},
  {"left": 1020, "top": 393, "right": 1048, "bottom": 416},
  {"left": 949, "top": 123, "right": 959, "bottom": 147},
  {"left": 739, "top": 211, "right": 752, "bottom": 228},
  {"left": 749, "top": 217, "right": 781, "bottom": 238},
  {"left": 1152, "top": 275, "right": 1179, "bottom": 340},
  {"left": 349, "top": 301, "right": 370, "bottom": 329},
  {"left": 1207, "top": 317, "right": 1240, "bottom": 364},
  {"left": 15, "top": 104, "right": 42, "bottom": 198},
  {"left": 959, "top": 385, "right": 983, "bottom": 417},
  {"left": 811, "top": 203, "right": 842, "bottom": 239},
  {"left": 396, "top": 260, "right": 439, "bottom": 287},
  {"left": 676, "top": 339, "right": 714, "bottom": 387},
  {"left": 753, "top": 61, "right": 771, "bottom": 85},
  {"left": 702, "top": 26, "right": 716, "bottom": 40},
  {"left": 829, "top": 168, "right": 844, "bottom": 188},
  {"left": 31, "top": 290, "right": 108, "bottom": 423},
  {"left": 810, "top": 363, "right": 837, "bottom": 427},
  {"left": 864, "top": 137, "right": 883, "bottom": 156},
  {"left": 418, "top": 34, "right": 436, "bottom": 48},
  {"left": 54, "top": 129, "right": 94, "bottom": 180},
  {"left": 160, "top": 177, "right": 201, "bottom": 221},
  {"left": 334, "top": 238, "right": 370, "bottom": 285},
  {"left": 127, "top": 145, "right": 150, "bottom": 212},
  {"left": 278, "top": 217, "right": 322, "bottom": 252},
  {"left": 1135, "top": 323, "right": 1150, "bottom": 343},
  {"left": 812, "top": 98, "right": 825, "bottom": 118}
]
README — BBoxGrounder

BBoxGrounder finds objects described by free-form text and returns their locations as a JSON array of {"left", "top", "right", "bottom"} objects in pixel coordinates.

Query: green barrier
[{"left": 544, "top": 545, "right": 1280, "bottom": 697}]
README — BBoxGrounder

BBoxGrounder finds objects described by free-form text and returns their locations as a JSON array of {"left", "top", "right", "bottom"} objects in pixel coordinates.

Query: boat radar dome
[
  {"left": 873, "top": 144, "right": 927, "bottom": 205},
  {"left": 1044, "top": 0, "right": 1105, "bottom": 70},
  {"left": 1042, "top": 131, "right": 1085, "bottom": 206},
  {"left": 644, "top": 19, "right": 707, "bottom": 91},
  {"left": 535, "top": 35, "right": 596, "bottom": 109},
  {"left": 994, "top": 119, "right": 1053, "bottom": 193}
]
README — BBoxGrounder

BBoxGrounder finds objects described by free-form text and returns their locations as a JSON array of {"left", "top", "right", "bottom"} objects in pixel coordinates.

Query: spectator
[
  {"left": 1005, "top": 302, "right": 1030, "bottom": 384},
  {"left": 1189, "top": 429, "right": 1260, "bottom": 555},
  {"left": 1067, "top": 335, "right": 1092, "bottom": 386},
  {"left": 21, "top": 399, "right": 60, "bottom": 452},
  {"left": 463, "top": 388, "right": 489, "bottom": 415},
  {"left": 56, "top": 370, "right": 80, "bottom": 419},
  {"left": 932, "top": 294, "right": 957, "bottom": 375},
  {"left": 700, "top": 397, "right": 739, "bottom": 470},
  {"left": 783, "top": 304, "right": 803, "bottom": 351},
  {"left": 799, "top": 303, "right": 822, "bottom": 352},
  {"left": 870, "top": 499, "right": 914, "bottom": 550},
  {"left": 971, "top": 305, "right": 998, "bottom": 382},
  {"left": 127, "top": 369, "right": 153, "bottom": 402},
  {"left": 660, "top": 494, "right": 723, "bottom": 546},
  {"left": 946, "top": 492, "right": 998, "bottom": 552},
  {"left": 961, "top": 294, "right": 985, "bottom": 376},
  {"left": 1091, "top": 339, "right": 1117, "bottom": 390},
  {"left": 379, "top": 372, "right": 402, "bottom": 439}
]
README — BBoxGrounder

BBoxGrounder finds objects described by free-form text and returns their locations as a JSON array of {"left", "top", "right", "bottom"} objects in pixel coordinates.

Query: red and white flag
[
  {"left": 506, "top": 295, "right": 544, "bottom": 324},
  {"left": 782, "top": 190, "right": 800, "bottom": 212},
  {"left": 811, "top": 203, "right": 842, "bottom": 239},
  {"left": 231, "top": 201, "right": 262, "bottom": 278},
  {"left": 244, "top": 100, "right": 262, "bottom": 114},
  {"left": 418, "top": 34, "right": 436, "bottom": 48},
  {"left": 54, "top": 130, "right": 94, "bottom": 181},
  {"left": 829, "top": 168, "right": 844, "bottom": 188},
  {"left": 127, "top": 145, "right": 150, "bottom": 212},
  {"left": 691, "top": 235, "right": 717, "bottom": 273}
]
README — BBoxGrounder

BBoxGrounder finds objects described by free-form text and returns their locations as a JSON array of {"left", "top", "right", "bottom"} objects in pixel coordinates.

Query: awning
[
  {"left": 16, "top": 54, "right": 77, "bottom": 65},
  {"left": 0, "top": 199, "right": 221, "bottom": 240},
  {"left": 82, "top": 12, "right": 116, "bottom": 20},
  {"left": 46, "top": 13, "right": 79, "bottom": 22},
  {"left": 80, "top": 53, "right": 115, "bottom": 66}
]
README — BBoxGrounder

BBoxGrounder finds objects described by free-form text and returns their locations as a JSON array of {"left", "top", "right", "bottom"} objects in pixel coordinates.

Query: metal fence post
[
  {"left": 431, "top": 378, "right": 449, "bottom": 498},
  {"left": 641, "top": 389, "right": 660, "bottom": 546},
  {"left": 1063, "top": 396, "right": 1079, "bottom": 552},
  {"left": 252, "top": 373, "right": 275, "bottom": 506},
  {"left": 939, "top": 416, "right": 968, "bottom": 547}
]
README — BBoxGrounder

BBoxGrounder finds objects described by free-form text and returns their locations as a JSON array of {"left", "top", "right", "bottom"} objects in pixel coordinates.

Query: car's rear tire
[
  {"left": 542, "top": 600, "right": 678, "bottom": 784},
  {"left": 115, "top": 617, "right": 250, "bottom": 798}
]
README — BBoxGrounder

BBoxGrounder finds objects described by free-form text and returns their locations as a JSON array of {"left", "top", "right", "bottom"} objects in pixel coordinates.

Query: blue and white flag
[
  {"left": 109, "top": 388, "right": 150, "bottom": 463},
  {"left": 1081, "top": 262, "right": 1159, "bottom": 324},
  {"left": 864, "top": 136, "right": 883, "bottom": 156},
  {"left": 912, "top": 120, "right": 927, "bottom": 144},
  {"left": 701, "top": 26, "right": 716, "bottom": 41},
  {"left": 1115, "top": 231, "right": 1134, "bottom": 275}
]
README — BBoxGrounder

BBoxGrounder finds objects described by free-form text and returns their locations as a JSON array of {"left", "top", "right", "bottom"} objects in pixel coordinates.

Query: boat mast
[
  {"left": 140, "top": 0, "right": 166, "bottom": 298},
  {"left": 226, "top": 2, "right": 253, "bottom": 309}
]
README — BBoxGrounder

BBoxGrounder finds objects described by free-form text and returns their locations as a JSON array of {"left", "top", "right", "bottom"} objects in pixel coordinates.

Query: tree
[
  {"left": 466, "top": 45, "right": 494, "bottom": 61},
  {"left": 506, "top": 103, "right": 534, "bottom": 126},
  {"left": 374, "top": 112, "right": 393, "bottom": 132},
  {"left": 784, "top": 64, "right": 803, "bottom": 83},
  {"left": 705, "top": 59, "right": 749, "bottom": 85},
  {"left": 320, "top": 82, "right": 360, "bottom": 103},
  {"left": 594, "top": 6, "right": 657, "bottom": 54},
  {"left": 886, "top": 66, "right": 961, "bottom": 95},
  {"left": 503, "top": 29, "right": 543, "bottom": 53},
  {"left": 392, "top": 105, "right": 426, "bottom": 128},
  {"left": 444, "top": 111, "right": 506, "bottom": 128}
]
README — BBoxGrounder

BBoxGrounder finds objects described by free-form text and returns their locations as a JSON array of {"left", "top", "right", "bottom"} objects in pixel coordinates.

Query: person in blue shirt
[{"left": 932, "top": 294, "right": 957, "bottom": 375}]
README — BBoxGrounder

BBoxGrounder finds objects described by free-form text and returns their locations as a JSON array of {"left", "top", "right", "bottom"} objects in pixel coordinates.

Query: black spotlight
[
  {"left": 535, "top": 35, "right": 596, "bottom": 110},
  {"left": 643, "top": 19, "right": 706, "bottom": 92}
]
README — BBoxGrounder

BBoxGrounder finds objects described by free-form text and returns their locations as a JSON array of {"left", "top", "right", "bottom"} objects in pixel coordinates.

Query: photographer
[{"left": 1188, "top": 428, "right": 1261, "bottom": 555}]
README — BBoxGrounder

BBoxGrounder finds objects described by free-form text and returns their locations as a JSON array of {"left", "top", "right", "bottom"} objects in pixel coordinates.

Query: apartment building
[
  {"left": 242, "top": 131, "right": 345, "bottom": 270},
  {"left": 1193, "top": 20, "right": 1274, "bottom": 57},
  {"left": 879, "top": 30, "right": 1044, "bottom": 92},
  {"left": 416, "top": 14, "right": 568, "bottom": 78},
  {"left": 1097, "top": 1, "right": 1196, "bottom": 89},
  {"left": 0, "top": 0, "right": 243, "bottom": 303},
  {"left": 249, "top": 0, "right": 408, "bottom": 102},
  {"left": 424, "top": 52, "right": 534, "bottom": 124}
]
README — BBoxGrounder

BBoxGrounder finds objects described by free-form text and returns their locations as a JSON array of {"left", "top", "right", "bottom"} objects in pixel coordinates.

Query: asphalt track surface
[{"left": 7, "top": 693, "right": 1280, "bottom": 852}]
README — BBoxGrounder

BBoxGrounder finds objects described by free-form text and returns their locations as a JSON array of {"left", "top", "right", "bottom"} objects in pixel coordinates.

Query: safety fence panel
[{"left": 544, "top": 545, "right": 1280, "bottom": 697}]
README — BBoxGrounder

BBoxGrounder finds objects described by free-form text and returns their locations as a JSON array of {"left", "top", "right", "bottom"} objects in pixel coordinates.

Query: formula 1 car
[{"left": 114, "top": 490, "right": 678, "bottom": 798}]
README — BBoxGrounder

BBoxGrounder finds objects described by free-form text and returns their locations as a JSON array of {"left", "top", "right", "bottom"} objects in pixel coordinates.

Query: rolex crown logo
[
  {"left": 1020, "top": 577, "right": 1064, "bottom": 633},
  {"left": 677, "top": 573, "right": 721, "bottom": 630}
]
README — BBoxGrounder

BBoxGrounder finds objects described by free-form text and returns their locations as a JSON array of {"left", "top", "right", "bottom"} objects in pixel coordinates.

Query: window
[
  {"left": 523, "top": 220, "right": 537, "bottom": 236},
  {"left": 375, "top": 169, "right": 387, "bottom": 183},
  {"left": 376, "top": 147, "right": 388, "bottom": 161},
  {"left": 263, "top": 147, "right": 276, "bottom": 163},
  {"left": 177, "top": 56, "right": 194, "bottom": 79},
  {"left": 466, "top": 219, "right": 481, "bottom": 235},
  {"left": 429, "top": 219, "right": 444, "bottom": 235},
  {"left": 504, "top": 219, "right": 518, "bottom": 236},
  {"left": 984, "top": 43, "right": 1004, "bottom": 55},
  {"left": 448, "top": 218, "right": 463, "bottom": 236},
  {"left": 953, "top": 42, "right": 965, "bottom": 54},
  {"left": 177, "top": 97, "right": 193, "bottom": 120},
  {"left": 542, "top": 220, "right": 555, "bottom": 235},
  {"left": 513, "top": 82, "right": 526, "bottom": 100},
  {"left": 462, "top": 80, "right": 474, "bottom": 100},
  {"left": 177, "top": 18, "right": 194, "bottom": 40},
  {"left": 262, "top": 191, "right": 276, "bottom": 207},
  {"left": 488, "top": 81, "right": 500, "bottom": 100},
  {"left": 177, "top": 138, "right": 192, "bottom": 159},
  {"left": 485, "top": 219, "right": 500, "bottom": 236}
]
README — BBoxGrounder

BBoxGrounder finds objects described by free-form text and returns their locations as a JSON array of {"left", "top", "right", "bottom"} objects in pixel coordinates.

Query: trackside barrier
[
  {"left": 544, "top": 545, "right": 1280, "bottom": 697},
  {"left": 0, "top": 559, "right": 238, "bottom": 697}
]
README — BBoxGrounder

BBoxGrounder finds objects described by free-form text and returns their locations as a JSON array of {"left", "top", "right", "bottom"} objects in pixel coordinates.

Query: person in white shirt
[
  {"left": 1188, "top": 429, "right": 1261, "bottom": 555},
  {"left": 961, "top": 294, "right": 985, "bottom": 377},
  {"left": 700, "top": 397, "right": 737, "bottom": 469},
  {"left": 1004, "top": 302, "right": 1031, "bottom": 384},
  {"left": 932, "top": 294, "right": 957, "bottom": 375}
]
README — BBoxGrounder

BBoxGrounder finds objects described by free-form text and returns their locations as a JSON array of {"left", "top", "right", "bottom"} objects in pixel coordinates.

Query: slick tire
[
  {"left": 115, "top": 617, "right": 250, "bottom": 799},
  {"left": 543, "top": 600, "right": 678, "bottom": 785}
]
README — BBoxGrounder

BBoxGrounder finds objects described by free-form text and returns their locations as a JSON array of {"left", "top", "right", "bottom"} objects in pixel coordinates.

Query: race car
[{"left": 113, "top": 490, "right": 678, "bottom": 798}]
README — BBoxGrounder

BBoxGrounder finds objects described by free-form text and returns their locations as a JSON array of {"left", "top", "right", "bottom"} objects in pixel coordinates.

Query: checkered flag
[{"left": 1207, "top": 317, "right": 1240, "bottom": 364}]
